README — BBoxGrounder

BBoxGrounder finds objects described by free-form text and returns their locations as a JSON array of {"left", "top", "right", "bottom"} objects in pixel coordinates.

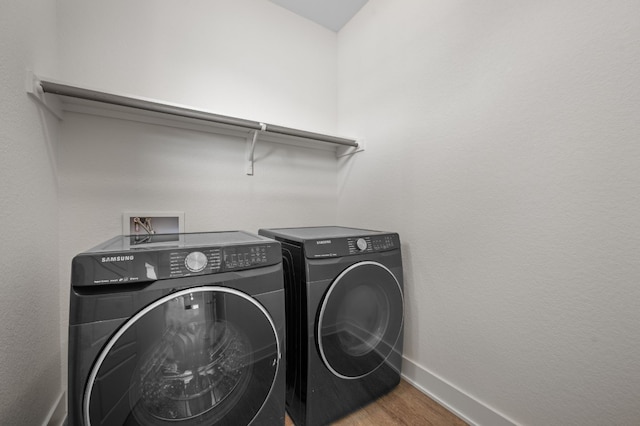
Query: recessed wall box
[{"left": 122, "top": 211, "right": 185, "bottom": 236}]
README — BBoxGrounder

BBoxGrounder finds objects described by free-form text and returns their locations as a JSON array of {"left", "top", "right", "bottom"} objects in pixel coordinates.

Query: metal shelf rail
[{"left": 27, "top": 71, "right": 361, "bottom": 175}]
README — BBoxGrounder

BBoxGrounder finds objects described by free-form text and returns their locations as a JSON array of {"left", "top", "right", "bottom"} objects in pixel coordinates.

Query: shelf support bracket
[
  {"left": 336, "top": 139, "right": 365, "bottom": 158},
  {"left": 25, "top": 69, "right": 63, "bottom": 120},
  {"left": 246, "top": 123, "right": 266, "bottom": 176}
]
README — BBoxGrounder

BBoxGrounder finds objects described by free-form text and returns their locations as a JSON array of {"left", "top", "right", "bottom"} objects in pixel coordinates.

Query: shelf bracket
[
  {"left": 25, "top": 69, "right": 63, "bottom": 120},
  {"left": 246, "top": 123, "right": 266, "bottom": 176},
  {"left": 336, "top": 139, "right": 365, "bottom": 158}
]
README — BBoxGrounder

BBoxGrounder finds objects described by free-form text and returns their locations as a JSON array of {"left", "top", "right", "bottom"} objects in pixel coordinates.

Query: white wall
[
  {"left": 0, "top": 2, "right": 62, "bottom": 425},
  {"left": 57, "top": 0, "right": 338, "bottom": 134},
  {"left": 56, "top": 0, "right": 340, "bottom": 253},
  {"left": 9, "top": 1, "right": 638, "bottom": 425},
  {"left": 58, "top": 113, "right": 339, "bottom": 246},
  {"left": 338, "top": 1, "right": 640, "bottom": 425},
  {"left": 56, "top": 0, "right": 341, "bottom": 400}
]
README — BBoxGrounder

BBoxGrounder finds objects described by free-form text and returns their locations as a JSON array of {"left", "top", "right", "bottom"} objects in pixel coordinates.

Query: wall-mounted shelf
[{"left": 26, "top": 71, "right": 363, "bottom": 175}]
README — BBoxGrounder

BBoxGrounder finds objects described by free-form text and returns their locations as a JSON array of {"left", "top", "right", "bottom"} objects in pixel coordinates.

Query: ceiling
[{"left": 268, "top": 0, "right": 369, "bottom": 32}]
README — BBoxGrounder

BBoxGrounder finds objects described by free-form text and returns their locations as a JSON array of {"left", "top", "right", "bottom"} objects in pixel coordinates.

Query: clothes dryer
[
  {"left": 68, "top": 231, "right": 285, "bottom": 426},
  {"left": 258, "top": 226, "right": 404, "bottom": 426}
]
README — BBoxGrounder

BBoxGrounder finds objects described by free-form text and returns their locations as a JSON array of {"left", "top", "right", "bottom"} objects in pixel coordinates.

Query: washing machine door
[
  {"left": 317, "top": 261, "right": 403, "bottom": 379},
  {"left": 84, "top": 286, "right": 280, "bottom": 426}
]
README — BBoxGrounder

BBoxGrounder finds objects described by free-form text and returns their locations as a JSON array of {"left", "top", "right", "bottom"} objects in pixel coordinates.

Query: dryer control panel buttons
[
  {"left": 371, "top": 235, "right": 397, "bottom": 251},
  {"left": 305, "top": 234, "right": 400, "bottom": 258},
  {"left": 348, "top": 237, "right": 372, "bottom": 254},
  {"left": 185, "top": 251, "right": 207, "bottom": 272}
]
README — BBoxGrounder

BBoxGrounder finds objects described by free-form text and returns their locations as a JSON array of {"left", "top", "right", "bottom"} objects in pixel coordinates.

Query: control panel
[
  {"left": 347, "top": 234, "right": 396, "bottom": 255},
  {"left": 305, "top": 233, "right": 400, "bottom": 258},
  {"left": 222, "top": 245, "right": 269, "bottom": 270},
  {"left": 169, "top": 244, "right": 271, "bottom": 277},
  {"left": 75, "top": 242, "right": 280, "bottom": 286},
  {"left": 169, "top": 248, "right": 222, "bottom": 277}
]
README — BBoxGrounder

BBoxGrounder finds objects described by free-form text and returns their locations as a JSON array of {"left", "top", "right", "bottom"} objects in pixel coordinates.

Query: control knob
[
  {"left": 356, "top": 238, "right": 368, "bottom": 251},
  {"left": 185, "top": 251, "right": 208, "bottom": 272}
]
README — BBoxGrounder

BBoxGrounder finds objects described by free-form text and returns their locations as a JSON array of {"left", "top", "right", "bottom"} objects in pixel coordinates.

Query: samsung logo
[
  {"left": 101, "top": 255, "right": 134, "bottom": 263},
  {"left": 316, "top": 240, "right": 332, "bottom": 245}
]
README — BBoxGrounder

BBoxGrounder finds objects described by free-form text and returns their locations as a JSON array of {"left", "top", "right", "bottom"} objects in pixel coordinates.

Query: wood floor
[{"left": 284, "top": 379, "right": 467, "bottom": 426}]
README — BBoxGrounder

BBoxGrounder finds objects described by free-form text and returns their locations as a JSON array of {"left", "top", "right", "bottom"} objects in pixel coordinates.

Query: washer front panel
[
  {"left": 317, "top": 261, "right": 403, "bottom": 380},
  {"left": 84, "top": 286, "right": 280, "bottom": 425}
]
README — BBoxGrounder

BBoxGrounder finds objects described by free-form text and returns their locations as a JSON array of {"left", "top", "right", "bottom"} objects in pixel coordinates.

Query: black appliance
[
  {"left": 258, "top": 226, "right": 404, "bottom": 426},
  {"left": 68, "top": 231, "right": 285, "bottom": 425}
]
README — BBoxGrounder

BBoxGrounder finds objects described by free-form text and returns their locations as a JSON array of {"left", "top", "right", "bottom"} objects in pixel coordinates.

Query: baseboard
[
  {"left": 401, "top": 357, "right": 518, "bottom": 426},
  {"left": 42, "top": 390, "right": 66, "bottom": 426}
]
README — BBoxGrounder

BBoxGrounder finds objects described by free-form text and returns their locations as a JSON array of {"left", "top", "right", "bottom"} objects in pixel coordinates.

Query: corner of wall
[{"left": 402, "top": 357, "right": 518, "bottom": 426}]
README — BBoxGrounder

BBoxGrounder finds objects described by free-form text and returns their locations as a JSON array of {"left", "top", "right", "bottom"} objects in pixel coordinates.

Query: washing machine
[
  {"left": 68, "top": 231, "right": 286, "bottom": 426},
  {"left": 258, "top": 226, "right": 404, "bottom": 426}
]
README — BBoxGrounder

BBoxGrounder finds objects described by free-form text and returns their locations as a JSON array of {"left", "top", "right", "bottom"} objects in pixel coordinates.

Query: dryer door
[
  {"left": 84, "top": 286, "right": 280, "bottom": 426},
  {"left": 317, "top": 261, "right": 404, "bottom": 379}
]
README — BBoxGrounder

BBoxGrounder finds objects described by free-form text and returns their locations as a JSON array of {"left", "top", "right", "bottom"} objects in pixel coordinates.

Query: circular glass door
[
  {"left": 84, "top": 286, "right": 280, "bottom": 426},
  {"left": 317, "top": 261, "right": 403, "bottom": 379}
]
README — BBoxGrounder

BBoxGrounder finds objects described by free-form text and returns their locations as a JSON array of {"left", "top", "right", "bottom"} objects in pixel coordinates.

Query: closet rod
[
  {"left": 264, "top": 124, "right": 357, "bottom": 147},
  {"left": 39, "top": 80, "right": 263, "bottom": 130},
  {"left": 38, "top": 80, "right": 358, "bottom": 147}
]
